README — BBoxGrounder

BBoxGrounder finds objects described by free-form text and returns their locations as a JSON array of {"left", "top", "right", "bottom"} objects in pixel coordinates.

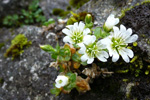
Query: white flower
[
  {"left": 102, "top": 24, "right": 138, "bottom": 63},
  {"left": 78, "top": 35, "right": 109, "bottom": 64},
  {"left": 55, "top": 75, "right": 69, "bottom": 88},
  {"left": 104, "top": 14, "right": 119, "bottom": 32},
  {"left": 62, "top": 22, "right": 91, "bottom": 46}
]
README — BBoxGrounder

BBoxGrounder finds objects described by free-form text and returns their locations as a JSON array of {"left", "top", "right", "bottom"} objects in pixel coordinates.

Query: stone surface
[
  {"left": 39, "top": 0, "right": 70, "bottom": 19},
  {"left": 0, "top": 26, "right": 60, "bottom": 100},
  {"left": 77, "top": 0, "right": 144, "bottom": 26},
  {"left": 0, "top": 0, "right": 32, "bottom": 18}
]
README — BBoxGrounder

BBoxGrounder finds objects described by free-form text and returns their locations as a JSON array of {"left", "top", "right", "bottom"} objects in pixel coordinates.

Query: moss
[
  {"left": 119, "top": 0, "right": 150, "bottom": 19},
  {"left": 0, "top": 78, "right": 4, "bottom": 84},
  {"left": 0, "top": 43, "right": 5, "bottom": 50},
  {"left": 141, "top": 0, "right": 150, "bottom": 4},
  {"left": 67, "top": 12, "right": 94, "bottom": 25},
  {"left": 4, "top": 34, "right": 32, "bottom": 60},
  {"left": 69, "top": 0, "right": 90, "bottom": 9},
  {"left": 119, "top": 7, "right": 133, "bottom": 19},
  {"left": 52, "top": 8, "right": 70, "bottom": 17}
]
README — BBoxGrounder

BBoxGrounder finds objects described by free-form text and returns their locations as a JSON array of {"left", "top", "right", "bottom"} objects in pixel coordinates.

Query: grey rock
[
  {"left": 39, "top": 0, "right": 70, "bottom": 19},
  {"left": 0, "top": 0, "right": 33, "bottom": 18},
  {"left": 0, "top": 26, "right": 61, "bottom": 100},
  {"left": 77, "top": 0, "right": 144, "bottom": 26}
]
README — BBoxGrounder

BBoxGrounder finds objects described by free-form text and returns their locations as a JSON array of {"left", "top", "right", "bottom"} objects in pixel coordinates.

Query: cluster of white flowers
[{"left": 62, "top": 14, "right": 138, "bottom": 64}]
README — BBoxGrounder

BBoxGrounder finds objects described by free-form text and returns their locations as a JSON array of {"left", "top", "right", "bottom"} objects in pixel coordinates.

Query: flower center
[
  {"left": 111, "top": 37, "right": 127, "bottom": 52},
  {"left": 86, "top": 43, "right": 99, "bottom": 57},
  {"left": 58, "top": 80, "right": 63, "bottom": 84},
  {"left": 71, "top": 31, "right": 83, "bottom": 44}
]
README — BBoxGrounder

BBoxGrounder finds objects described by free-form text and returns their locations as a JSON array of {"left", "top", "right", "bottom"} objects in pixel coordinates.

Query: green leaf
[
  {"left": 72, "top": 53, "right": 80, "bottom": 62},
  {"left": 85, "top": 22, "right": 93, "bottom": 29},
  {"left": 40, "top": 45, "right": 56, "bottom": 53},
  {"left": 66, "top": 72, "right": 76, "bottom": 83},
  {"left": 43, "top": 18, "right": 55, "bottom": 26},
  {"left": 94, "top": 27, "right": 102, "bottom": 39},
  {"left": 81, "top": 61, "right": 87, "bottom": 66},
  {"left": 94, "top": 27, "right": 110, "bottom": 39},
  {"left": 50, "top": 88, "right": 61, "bottom": 96},
  {"left": 63, "top": 82, "right": 76, "bottom": 91},
  {"left": 58, "top": 47, "right": 71, "bottom": 61}
]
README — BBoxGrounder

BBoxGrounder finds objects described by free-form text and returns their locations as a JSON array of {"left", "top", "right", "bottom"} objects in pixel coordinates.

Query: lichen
[{"left": 4, "top": 34, "right": 32, "bottom": 60}]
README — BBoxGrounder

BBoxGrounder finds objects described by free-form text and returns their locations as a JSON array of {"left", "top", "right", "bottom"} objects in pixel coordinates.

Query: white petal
[
  {"left": 96, "top": 39, "right": 108, "bottom": 49},
  {"left": 97, "top": 56, "right": 107, "bottom": 62},
  {"left": 66, "top": 25, "right": 73, "bottom": 30},
  {"left": 55, "top": 84, "right": 61, "bottom": 88},
  {"left": 73, "top": 22, "right": 79, "bottom": 31},
  {"left": 79, "top": 22, "right": 85, "bottom": 31},
  {"left": 120, "top": 24, "right": 126, "bottom": 33},
  {"left": 112, "top": 50, "right": 119, "bottom": 62},
  {"left": 101, "top": 51, "right": 109, "bottom": 58},
  {"left": 124, "top": 48, "right": 134, "bottom": 58},
  {"left": 125, "top": 34, "right": 138, "bottom": 43},
  {"left": 113, "top": 26, "right": 120, "bottom": 38},
  {"left": 114, "top": 18, "right": 119, "bottom": 25},
  {"left": 100, "top": 37, "right": 111, "bottom": 45},
  {"left": 81, "top": 54, "right": 88, "bottom": 62},
  {"left": 96, "top": 51, "right": 108, "bottom": 62},
  {"left": 63, "top": 36, "right": 73, "bottom": 44},
  {"left": 87, "top": 57, "right": 94, "bottom": 64},
  {"left": 105, "top": 14, "right": 119, "bottom": 30},
  {"left": 62, "top": 28, "right": 71, "bottom": 36},
  {"left": 119, "top": 49, "right": 130, "bottom": 63},
  {"left": 83, "top": 28, "right": 91, "bottom": 35},
  {"left": 83, "top": 35, "right": 96, "bottom": 45},
  {"left": 123, "top": 28, "right": 132, "bottom": 39},
  {"left": 78, "top": 43, "right": 86, "bottom": 54}
]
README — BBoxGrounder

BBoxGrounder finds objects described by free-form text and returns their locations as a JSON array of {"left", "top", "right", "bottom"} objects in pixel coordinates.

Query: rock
[
  {"left": 0, "top": 0, "right": 32, "bottom": 18},
  {"left": 77, "top": 0, "right": 144, "bottom": 26},
  {"left": 0, "top": 26, "right": 61, "bottom": 100},
  {"left": 39, "top": 0, "right": 70, "bottom": 19}
]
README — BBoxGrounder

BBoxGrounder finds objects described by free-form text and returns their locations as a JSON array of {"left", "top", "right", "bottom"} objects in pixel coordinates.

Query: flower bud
[
  {"left": 85, "top": 14, "right": 92, "bottom": 24},
  {"left": 103, "top": 14, "right": 119, "bottom": 32}
]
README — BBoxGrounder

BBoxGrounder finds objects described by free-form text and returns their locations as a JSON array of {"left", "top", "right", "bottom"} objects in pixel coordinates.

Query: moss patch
[
  {"left": 0, "top": 43, "right": 5, "bottom": 50},
  {"left": 67, "top": 12, "right": 94, "bottom": 25},
  {"left": 52, "top": 8, "right": 70, "bottom": 17},
  {"left": 4, "top": 34, "right": 32, "bottom": 60},
  {"left": 69, "top": 0, "right": 90, "bottom": 9}
]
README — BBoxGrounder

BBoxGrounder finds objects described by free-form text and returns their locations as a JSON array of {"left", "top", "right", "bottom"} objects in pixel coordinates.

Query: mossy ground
[{"left": 4, "top": 34, "right": 32, "bottom": 60}]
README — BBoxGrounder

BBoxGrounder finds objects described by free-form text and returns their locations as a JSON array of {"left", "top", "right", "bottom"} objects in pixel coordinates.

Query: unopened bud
[{"left": 85, "top": 14, "right": 92, "bottom": 24}]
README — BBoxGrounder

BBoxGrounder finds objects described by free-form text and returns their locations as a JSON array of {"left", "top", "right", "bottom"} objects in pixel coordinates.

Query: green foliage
[
  {"left": 4, "top": 34, "right": 32, "bottom": 59},
  {"left": 94, "top": 27, "right": 110, "bottom": 39},
  {"left": 69, "top": 0, "right": 90, "bottom": 9},
  {"left": 2, "top": 0, "right": 46, "bottom": 27},
  {"left": 67, "top": 12, "right": 94, "bottom": 25},
  {"left": 52, "top": 8, "right": 70, "bottom": 17},
  {"left": 40, "top": 43, "right": 71, "bottom": 62},
  {"left": 43, "top": 18, "right": 55, "bottom": 26},
  {"left": 0, "top": 43, "right": 5, "bottom": 50},
  {"left": 50, "top": 87, "right": 61, "bottom": 96},
  {"left": 3, "top": 14, "right": 19, "bottom": 27},
  {"left": 63, "top": 72, "right": 76, "bottom": 91}
]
